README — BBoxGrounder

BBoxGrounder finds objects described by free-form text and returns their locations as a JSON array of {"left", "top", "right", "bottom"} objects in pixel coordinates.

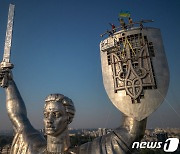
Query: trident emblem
[{"left": 100, "top": 27, "right": 169, "bottom": 120}]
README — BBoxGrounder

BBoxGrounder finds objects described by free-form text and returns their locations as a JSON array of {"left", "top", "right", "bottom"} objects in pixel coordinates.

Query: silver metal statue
[
  {"left": 0, "top": 4, "right": 169, "bottom": 154},
  {"left": 1, "top": 75, "right": 146, "bottom": 154}
]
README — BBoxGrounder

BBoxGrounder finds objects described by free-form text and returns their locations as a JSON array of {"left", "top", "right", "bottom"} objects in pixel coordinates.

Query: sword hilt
[
  {"left": 0, "top": 61, "right": 14, "bottom": 69},
  {"left": 0, "top": 62, "right": 13, "bottom": 88}
]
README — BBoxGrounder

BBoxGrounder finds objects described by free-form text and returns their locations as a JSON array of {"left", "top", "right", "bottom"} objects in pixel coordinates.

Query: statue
[
  {"left": 0, "top": 74, "right": 146, "bottom": 153},
  {"left": 0, "top": 4, "right": 169, "bottom": 154}
]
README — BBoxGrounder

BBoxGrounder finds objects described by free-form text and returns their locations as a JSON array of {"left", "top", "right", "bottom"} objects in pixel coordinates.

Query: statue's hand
[{"left": 0, "top": 68, "right": 13, "bottom": 88}]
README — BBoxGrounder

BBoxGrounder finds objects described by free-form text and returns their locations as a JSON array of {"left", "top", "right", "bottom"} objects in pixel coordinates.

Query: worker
[
  {"left": 128, "top": 17, "right": 133, "bottom": 28},
  {"left": 109, "top": 23, "right": 116, "bottom": 33},
  {"left": 119, "top": 18, "right": 126, "bottom": 30}
]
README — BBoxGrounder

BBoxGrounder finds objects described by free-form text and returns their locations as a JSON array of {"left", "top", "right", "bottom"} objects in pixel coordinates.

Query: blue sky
[{"left": 0, "top": 0, "right": 179, "bottom": 131}]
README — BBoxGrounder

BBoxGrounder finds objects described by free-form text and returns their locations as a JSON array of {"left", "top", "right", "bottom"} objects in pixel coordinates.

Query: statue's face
[{"left": 43, "top": 101, "right": 68, "bottom": 136}]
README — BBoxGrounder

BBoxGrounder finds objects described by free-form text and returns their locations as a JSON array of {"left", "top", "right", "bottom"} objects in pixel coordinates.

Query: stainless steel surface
[
  {"left": 1, "top": 4, "right": 14, "bottom": 69},
  {"left": 100, "top": 27, "right": 169, "bottom": 121}
]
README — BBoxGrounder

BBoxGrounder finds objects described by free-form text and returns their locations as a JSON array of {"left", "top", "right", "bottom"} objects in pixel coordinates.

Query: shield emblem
[{"left": 100, "top": 28, "right": 169, "bottom": 121}]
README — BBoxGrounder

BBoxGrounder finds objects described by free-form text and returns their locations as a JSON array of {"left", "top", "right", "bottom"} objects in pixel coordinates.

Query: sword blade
[{"left": 3, "top": 4, "right": 15, "bottom": 63}]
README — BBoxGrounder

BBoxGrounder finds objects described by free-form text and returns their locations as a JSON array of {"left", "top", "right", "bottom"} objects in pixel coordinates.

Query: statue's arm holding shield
[{"left": 77, "top": 114, "right": 147, "bottom": 154}]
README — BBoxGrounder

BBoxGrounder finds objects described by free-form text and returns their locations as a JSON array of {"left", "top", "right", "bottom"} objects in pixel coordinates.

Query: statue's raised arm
[
  {"left": 0, "top": 4, "right": 46, "bottom": 154},
  {"left": 0, "top": 3, "right": 38, "bottom": 134},
  {"left": 0, "top": 4, "right": 30, "bottom": 133},
  {"left": 0, "top": 70, "right": 46, "bottom": 153},
  {"left": 1, "top": 71, "right": 29, "bottom": 132},
  {"left": 0, "top": 71, "right": 39, "bottom": 136}
]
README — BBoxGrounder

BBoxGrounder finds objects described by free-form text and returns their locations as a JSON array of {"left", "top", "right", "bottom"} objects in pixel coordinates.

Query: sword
[
  {"left": 0, "top": 4, "right": 15, "bottom": 87},
  {"left": 0, "top": 4, "right": 15, "bottom": 69}
]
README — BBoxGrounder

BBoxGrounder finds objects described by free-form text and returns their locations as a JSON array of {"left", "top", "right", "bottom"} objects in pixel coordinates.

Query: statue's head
[{"left": 43, "top": 94, "right": 75, "bottom": 136}]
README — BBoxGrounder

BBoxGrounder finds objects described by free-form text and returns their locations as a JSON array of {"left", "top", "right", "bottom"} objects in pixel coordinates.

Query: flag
[{"left": 119, "top": 11, "right": 131, "bottom": 18}]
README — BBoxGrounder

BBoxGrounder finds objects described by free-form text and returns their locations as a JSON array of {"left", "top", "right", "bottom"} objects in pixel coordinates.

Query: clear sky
[{"left": 0, "top": 0, "right": 179, "bottom": 131}]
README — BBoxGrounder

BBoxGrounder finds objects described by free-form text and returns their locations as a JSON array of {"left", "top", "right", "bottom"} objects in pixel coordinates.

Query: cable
[{"left": 156, "top": 89, "right": 180, "bottom": 119}]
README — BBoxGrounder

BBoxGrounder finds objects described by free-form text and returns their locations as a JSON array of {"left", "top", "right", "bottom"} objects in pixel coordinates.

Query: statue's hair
[{"left": 45, "top": 94, "right": 75, "bottom": 124}]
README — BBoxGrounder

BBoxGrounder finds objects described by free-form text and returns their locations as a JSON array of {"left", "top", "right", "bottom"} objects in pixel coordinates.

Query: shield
[{"left": 100, "top": 28, "right": 169, "bottom": 121}]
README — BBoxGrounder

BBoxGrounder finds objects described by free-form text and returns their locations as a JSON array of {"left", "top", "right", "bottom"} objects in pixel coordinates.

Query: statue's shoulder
[{"left": 10, "top": 127, "right": 46, "bottom": 154}]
